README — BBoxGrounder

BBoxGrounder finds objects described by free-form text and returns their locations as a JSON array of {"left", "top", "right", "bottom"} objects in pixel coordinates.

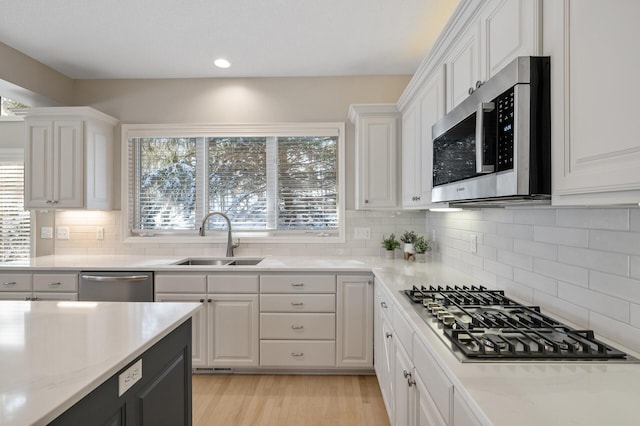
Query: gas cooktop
[{"left": 403, "top": 285, "right": 638, "bottom": 363}]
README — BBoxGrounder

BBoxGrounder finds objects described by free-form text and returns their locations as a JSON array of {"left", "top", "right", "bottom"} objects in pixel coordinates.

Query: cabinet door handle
[
  {"left": 291, "top": 352, "right": 304, "bottom": 357},
  {"left": 207, "top": 298, "right": 212, "bottom": 303},
  {"left": 380, "top": 301, "right": 388, "bottom": 309},
  {"left": 403, "top": 370, "right": 416, "bottom": 387},
  {"left": 291, "top": 283, "right": 304, "bottom": 287},
  {"left": 48, "top": 282, "right": 62, "bottom": 287},
  {"left": 291, "top": 325, "right": 304, "bottom": 330},
  {"left": 31, "top": 296, "right": 39, "bottom": 301},
  {"left": 291, "top": 302, "right": 304, "bottom": 306},
  {"left": 2, "top": 281, "right": 17, "bottom": 286},
  {"left": 199, "top": 299, "right": 205, "bottom": 303},
  {"left": 385, "top": 332, "right": 392, "bottom": 339}
]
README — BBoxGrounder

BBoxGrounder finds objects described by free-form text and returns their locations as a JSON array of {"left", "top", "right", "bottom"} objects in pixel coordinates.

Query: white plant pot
[
  {"left": 385, "top": 250, "right": 395, "bottom": 259},
  {"left": 404, "top": 243, "right": 415, "bottom": 254},
  {"left": 415, "top": 253, "right": 427, "bottom": 263}
]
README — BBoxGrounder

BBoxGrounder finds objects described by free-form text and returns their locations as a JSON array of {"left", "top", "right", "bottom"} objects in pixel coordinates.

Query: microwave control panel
[{"left": 496, "top": 89, "right": 515, "bottom": 171}]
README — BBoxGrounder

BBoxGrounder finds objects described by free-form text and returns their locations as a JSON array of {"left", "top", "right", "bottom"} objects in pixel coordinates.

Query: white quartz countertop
[
  {"left": 372, "top": 265, "right": 640, "bottom": 426},
  {"left": 2, "top": 254, "right": 640, "bottom": 424},
  {"left": 0, "top": 254, "right": 376, "bottom": 272},
  {"left": 0, "top": 300, "right": 201, "bottom": 426}
]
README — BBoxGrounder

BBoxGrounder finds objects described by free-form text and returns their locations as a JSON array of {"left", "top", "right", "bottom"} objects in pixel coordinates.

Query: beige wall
[
  {"left": 0, "top": 120, "right": 24, "bottom": 149},
  {"left": 0, "top": 42, "right": 74, "bottom": 106},
  {"left": 73, "top": 75, "right": 411, "bottom": 210}
]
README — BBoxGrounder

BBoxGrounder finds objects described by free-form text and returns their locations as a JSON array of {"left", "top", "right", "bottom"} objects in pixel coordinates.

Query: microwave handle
[{"left": 475, "top": 102, "right": 495, "bottom": 173}]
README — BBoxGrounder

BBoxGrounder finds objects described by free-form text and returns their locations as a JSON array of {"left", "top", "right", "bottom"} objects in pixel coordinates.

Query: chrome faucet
[{"left": 199, "top": 212, "right": 238, "bottom": 257}]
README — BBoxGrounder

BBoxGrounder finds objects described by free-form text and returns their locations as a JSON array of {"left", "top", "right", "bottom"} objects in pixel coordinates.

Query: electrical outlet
[
  {"left": 96, "top": 226, "right": 104, "bottom": 240},
  {"left": 57, "top": 227, "right": 70, "bottom": 240},
  {"left": 354, "top": 227, "right": 371, "bottom": 240},
  {"left": 470, "top": 234, "right": 477, "bottom": 254},
  {"left": 118, "top": 359, "right": 142, "bottom": 397},
  {"left": 40, "top": 227, "right": 53, "bottom": 239},
  {"left": 431, "top": 229, "right": 436, "bottom": 242}
]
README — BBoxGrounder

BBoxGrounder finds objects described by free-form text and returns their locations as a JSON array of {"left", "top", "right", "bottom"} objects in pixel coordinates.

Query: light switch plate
[
  {"left": 57, "top": 227, "right": 69, "bottom": 240},
  {"left": 40, "top": 227, "right": 53, "bottom": 239},
  {"left": 354, "top": 227, "right": 371, "bottom": 240},
  {"left": 118, "top": 359, "right": 142, "bottom": 397},
  {"left": 470, "top": 234, "right": 477, "bottom": 253},
  {"left": 96, "top": 226, "right": 104, "bottom": 240}
]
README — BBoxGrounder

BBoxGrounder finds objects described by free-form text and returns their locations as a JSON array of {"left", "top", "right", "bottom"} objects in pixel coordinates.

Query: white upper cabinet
[
  {"left": 444, "top": 0, "right": 541, "bottom": 112},
  {"left": 546, "top": 0, "right": 640, "bottom": 205},
  {"left": 349, "top": 104, "right": 401, "bottom": 210},
  {"left": 445, "top": 22, "right": 481, "bottom": 112},
  {"left": 479, "top": 0, "right": 542, "bottom": 80},
  {"left": 22, "top": 107, "right": 118, "bottom": 210},
  {"left": 401, "top": 66, "right": 446, "bottom": 209}
]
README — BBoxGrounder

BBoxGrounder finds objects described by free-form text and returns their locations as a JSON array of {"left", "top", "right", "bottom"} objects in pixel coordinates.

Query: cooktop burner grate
[{"left": 403, "top": 285, "right": 632, "bottom": 362}]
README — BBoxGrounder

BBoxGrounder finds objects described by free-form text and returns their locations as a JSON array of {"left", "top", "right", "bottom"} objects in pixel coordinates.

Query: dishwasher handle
[{"left": 81, "top": 274, "right": 151, "bottom": 282}]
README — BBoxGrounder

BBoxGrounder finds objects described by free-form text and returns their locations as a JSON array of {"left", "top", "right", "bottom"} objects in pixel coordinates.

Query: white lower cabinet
[
  {"left": 154, "top": 292, "right": 208, "bottom": 368},
  {"left": 0, "top": 273, "right": 77, "bottom": 301},
  {"left": 155, "top": 273, "right": 259, "bottom": 369},
  {"left": 336, "top": 274, "right": 373, "bottom": 368},
  {"left": 375, "top": 281, "right": 483, "bottom": 426},
  {"left": 209, "top": 294, "right": 259, "bottom": 367}
]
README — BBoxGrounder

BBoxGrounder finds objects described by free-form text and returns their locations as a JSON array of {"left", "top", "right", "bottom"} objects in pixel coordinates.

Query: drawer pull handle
[
  {"left": 291, "top": 325, "right": 304, "bottom": 330},
  {"left": 385, "top": 332, "right": 392, "bottom": 339},
  {"left": 291, "top": 352, "right": 304, "bottom": 357},
  {"left": 291, "top": 302, "right": 304, "bottom": 306},
  {"left": 199, "top": 299, "right": 205, "bottom": 303},
  {"left": 2, "top": 281, "right": 17, "bottom": 286},
  {"left": 48, "top": 282, "right": 62, "bottom": 287},
  {"left": 291, "top": 283, "right": 305, "bottom": 287},
  {"left": 380, "top": 302, "right": 388, "bottom": 309}
]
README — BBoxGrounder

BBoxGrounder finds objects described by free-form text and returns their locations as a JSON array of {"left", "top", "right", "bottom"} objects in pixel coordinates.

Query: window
[
  {"left": 0, "top": 149, "right": 30, "bottom": 261},
  {"left": 125, "top": 124, "right": 344, "bottom": 240}
]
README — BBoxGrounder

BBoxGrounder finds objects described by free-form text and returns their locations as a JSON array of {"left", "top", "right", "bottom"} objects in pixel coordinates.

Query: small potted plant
[
  {"left": 381, "top": 234, "right": 400, "bottom": 259},
  {"left": 413, "top": 236, "right": 431, "bottom": 263},
  {"left": 400, "top": 230, "right": 418, "bottom": 259}
]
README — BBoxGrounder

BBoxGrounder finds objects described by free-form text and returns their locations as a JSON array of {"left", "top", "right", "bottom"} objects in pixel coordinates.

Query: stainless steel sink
[{"left": 173, "top": 257, "right": 263, "bottom": 266}]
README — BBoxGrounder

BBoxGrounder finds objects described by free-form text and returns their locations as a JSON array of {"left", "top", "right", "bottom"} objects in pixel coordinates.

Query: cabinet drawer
[
  {"left": 260, "top": 275, "right": 336, "bottom": 293},
  {"left": 260, "top": 340, "right": 335, "bottom": 367},
  {"left": 207, "top": 274, "right": 259, "bottom": 293},
  {"left": 260, "top": 313, "right": 335, "bottom": 340},
  {"left": 0, "top": 274, "right": 32, "bottom": 292},
  {"left": 413, "top": 335, "right": 453, "bottom": 423},
  {"left": 260, "top": 294, "right": 335, "bottom": 312},
  {"left": 155, "top": 274, "right": 206, "bottom": 293},
  {"left": 33, "top": 274, "right": 77, "bottom": 292},
  {"left": 393, "top": 308, "right": 413, "bottom": 355}
]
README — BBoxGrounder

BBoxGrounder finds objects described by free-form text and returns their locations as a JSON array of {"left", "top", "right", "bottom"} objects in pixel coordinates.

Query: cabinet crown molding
[
  {"left": 15, "top": 106, "right": 119, "bottom": 125},
  {"left": 348, "top": 104, "right": 400, "bottom": 123}
]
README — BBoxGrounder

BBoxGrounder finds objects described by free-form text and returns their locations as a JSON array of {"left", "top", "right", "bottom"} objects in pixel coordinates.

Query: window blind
[{"left": 0, "top": 149, "right": 30, "bottom": 261}]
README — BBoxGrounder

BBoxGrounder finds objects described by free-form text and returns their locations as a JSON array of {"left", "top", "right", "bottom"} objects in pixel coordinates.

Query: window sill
[{"left": 123, "top": 232, "right": 345, "bottom": 245}]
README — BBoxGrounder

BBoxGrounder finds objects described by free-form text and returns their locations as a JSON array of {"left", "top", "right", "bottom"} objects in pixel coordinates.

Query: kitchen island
[{"left": 0, "top": 300, "right": 200, "bottom": 426}]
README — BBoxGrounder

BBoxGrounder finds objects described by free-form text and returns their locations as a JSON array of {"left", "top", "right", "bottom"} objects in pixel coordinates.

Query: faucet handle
[{"left": 232, "top": 238, "right": 240, "bottom": 248}]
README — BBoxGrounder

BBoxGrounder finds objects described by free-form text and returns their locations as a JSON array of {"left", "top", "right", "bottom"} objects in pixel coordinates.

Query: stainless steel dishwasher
[{"left": 79, "top": 271, "right": 154, "bottom": 302}]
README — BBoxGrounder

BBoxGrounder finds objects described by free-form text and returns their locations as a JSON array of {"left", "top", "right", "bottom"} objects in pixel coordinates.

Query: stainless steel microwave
[{"left": 431, "top": 56, "right": 551, "bottom": 205}]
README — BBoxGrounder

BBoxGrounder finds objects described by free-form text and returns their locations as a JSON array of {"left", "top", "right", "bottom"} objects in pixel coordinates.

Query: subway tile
[
  {"left": 461, "top": 252, "right": 484, "bottom": 268},
  {"left": 513, "top": 239, "right": 557, "bottom": 261},
  {"left": 533, "top": 291, "right": 589, "bottom": 329},
  {"left": 497, "top": 249, "right": 533, "bottom": 271},
  {"left": 589, "top": 230, "right": 640, "bottom": 255},
  {"left": 589, "top": 271, "right": 640, "bottom": 305},
  {"left": 482, "top": 209, "right": 514, "bottom": 223},
  {"left": 470, "top": 266, "right": 498, "bottom": 287},
  {"left": 589, "top": 312, "right": 640, "bottom": 354},
  {"left": 512, "top": 209, "right": 557, "bottom": 226},
  {"left": 557, "top": 208, "right": 629, "bottom": 231},
  {"left": 499, "top": 276, "right": 533, "bottom": 303},
  {"left": 514, "top": 268, "right": 558, "bottom": 296},
  {"left": 631, "top": 209, "right": 640, "bottom": 232},
  {"left": 631, "top": 304, "right": 640, "bottom": 328},
  {"left": 484, "top": 234, "right": 514, "bottom": 251},
  {"left": 558, "top": 281, "right": 629, "bottom": 323},
  {"left": 533, "top": 226, "right": 589, "bottom": 248},
  {"left": 631, "top": 257, "right": 640, "bottom": 279},
  {"left": 470, "top": 220, "right": 498, "bottom": 235},
  {"left": 476, "top": 244, "right": 497, "bottom": 261},
  {"left": 533, "top": 258, "right": 588, "bottom": 287},
  {"left": 484, "top": 259, "right": 514, "bottom": 279},
  {"left": 496, "top": 223, "right": 533, "bottom": 240},
  {"left": 557, "top": 246, "right": 629, "bottom": 276}
]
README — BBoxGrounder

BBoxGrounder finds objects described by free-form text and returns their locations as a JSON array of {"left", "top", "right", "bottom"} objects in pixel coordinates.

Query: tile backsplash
[
  {"left": 51, "top": 209, "right": 426, "bottom": 258},
  {"left": 427, "top": 206, "right": 640, "bottom": 353}
]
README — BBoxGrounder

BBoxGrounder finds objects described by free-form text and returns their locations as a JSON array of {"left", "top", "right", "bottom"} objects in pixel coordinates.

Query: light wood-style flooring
[{"left": 192, "top": 374, "right": 390, "bottom": 426}]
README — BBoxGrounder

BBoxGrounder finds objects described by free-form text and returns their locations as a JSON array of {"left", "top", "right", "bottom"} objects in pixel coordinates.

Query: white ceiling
[{"left": 0, "top": 0, "right": 460, "bottom": 79}]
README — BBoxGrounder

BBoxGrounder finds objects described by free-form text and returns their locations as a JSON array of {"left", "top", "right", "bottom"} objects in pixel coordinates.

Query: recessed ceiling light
[{"left": 214, "top": 58, "right": 231, "bottom": 69}]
